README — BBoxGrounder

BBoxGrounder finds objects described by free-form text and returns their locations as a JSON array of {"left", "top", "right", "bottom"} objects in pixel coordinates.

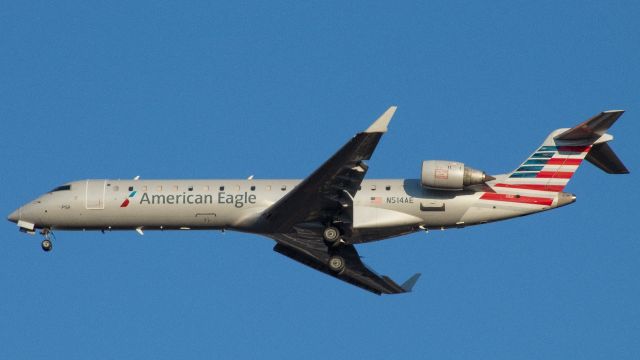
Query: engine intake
[{"left": 421, "top": 160, "right": 493, "bottom": 190}]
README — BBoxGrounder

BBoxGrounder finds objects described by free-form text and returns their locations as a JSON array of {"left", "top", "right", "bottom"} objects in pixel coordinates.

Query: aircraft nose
[{"left": 8, "top": 208, "right": 20, "bottom": 223}]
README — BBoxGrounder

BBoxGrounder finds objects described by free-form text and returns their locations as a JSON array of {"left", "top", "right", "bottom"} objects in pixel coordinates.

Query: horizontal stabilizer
[
  {"left": 555, "top": 110, "right": 624, "bottom": 140},
  {"left": 586, "top": 143, "right": 629, "bottom": 174}
]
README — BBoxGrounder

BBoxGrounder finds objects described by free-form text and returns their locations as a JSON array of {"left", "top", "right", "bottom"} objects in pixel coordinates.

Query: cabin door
[{"left": 85, "top": 180, "right": 106, "bottom": 210}]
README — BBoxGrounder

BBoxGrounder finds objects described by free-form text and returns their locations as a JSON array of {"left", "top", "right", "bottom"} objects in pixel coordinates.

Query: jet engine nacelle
[{"left": 421, "top": 160, "right": 492, "bottom": 190}]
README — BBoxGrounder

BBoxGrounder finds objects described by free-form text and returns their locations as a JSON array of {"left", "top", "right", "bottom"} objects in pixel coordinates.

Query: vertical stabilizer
[{"left": 496, "top": 110, "right": 628, "bottom": 193}]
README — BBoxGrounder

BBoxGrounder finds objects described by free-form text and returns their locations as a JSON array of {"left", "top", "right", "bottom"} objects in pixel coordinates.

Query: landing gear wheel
[
  {"left": 328, "top": 255, "right": 345, "bottom": 273},
  {"left": 41, "top": 239, "right": 52, "bottom": 252},
  {"left": 322, "top": 226, "right": 341, "bottom": 243}
]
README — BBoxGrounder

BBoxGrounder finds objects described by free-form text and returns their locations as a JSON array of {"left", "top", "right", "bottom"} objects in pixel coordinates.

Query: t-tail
[{"left": 486, "top": 110, "right": 629, "bottom": 207}]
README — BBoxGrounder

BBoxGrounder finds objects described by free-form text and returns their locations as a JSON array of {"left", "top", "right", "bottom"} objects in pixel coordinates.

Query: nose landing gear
[
  {"left": 41, "top": 239, "right": 52, "bottom": 252},
  {"left": 40, "top": 229, "right": 53, "bottom": 252}
]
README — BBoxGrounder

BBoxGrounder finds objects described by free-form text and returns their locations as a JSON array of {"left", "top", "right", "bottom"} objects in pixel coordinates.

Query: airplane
[{"left": 7, "top": 107, "right": 629, "bottom": 295}]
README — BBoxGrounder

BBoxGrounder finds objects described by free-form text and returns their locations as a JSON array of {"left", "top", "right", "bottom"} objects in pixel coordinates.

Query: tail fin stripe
[
  {"left": 557, "top": 146, "right": 591, "bottom": 153},
  {"left": 525, "top": 159, "right": 550, "bottom": 165},
  {"left": 494, "top": 183, "right": 565, "bottom": 192},
  {"left": 517, "top": 166, "right": 544, "bottom": 171},
  {"left": 480, "top": 192, "right": 554, "bottom": 206},
  {"left": 536, "top": 171, "right": 574, "bottom": 179},
  {"left": 540, "top": 166, "right": 579, "bottom": 172},
  {"left": 531, "top": 153, "right": 554, "bottom": 158},
  {"left": 537, "top": 145, "right": 591, "bottom": 153},
  {"left": 546, "top": 158, "right": 583, "bottom": 165},
  {"left": 504, "top": 178, "right": 569, "bottom": 185},
  {"left": 510, "top": 173, "right": 538, "bottom": 178}
]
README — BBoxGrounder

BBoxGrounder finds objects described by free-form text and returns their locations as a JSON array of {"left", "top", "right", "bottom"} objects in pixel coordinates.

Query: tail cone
[{"left": 557, "top": 192, "right": 576, "bottom": 208}]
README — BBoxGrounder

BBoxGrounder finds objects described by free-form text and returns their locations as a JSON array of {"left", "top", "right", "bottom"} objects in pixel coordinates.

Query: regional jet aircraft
[{"left": 8, "top": 107, "right": 628, "bottom": 294}]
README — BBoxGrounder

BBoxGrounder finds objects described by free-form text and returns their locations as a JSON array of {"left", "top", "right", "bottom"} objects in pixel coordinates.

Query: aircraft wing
[
  {"left": 269, "top": 232, "right": 420, "bottom": 295},
  {"left": 260, "top": 106, "right": 397, "bottom": 233}
]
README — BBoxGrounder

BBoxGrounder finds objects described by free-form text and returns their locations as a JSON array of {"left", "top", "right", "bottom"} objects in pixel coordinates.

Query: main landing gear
[
  {"left": 328, "top": 255, "right": 345, "bottom": 273},
  {"left": 322, "top": 225, "right": 346, "bottom": 273},
  {"left": 322, "top": 226, "right": 341, "bottom": 245},
  {"left": 40, "top": 229, "right": 53, "bottom": 252}
]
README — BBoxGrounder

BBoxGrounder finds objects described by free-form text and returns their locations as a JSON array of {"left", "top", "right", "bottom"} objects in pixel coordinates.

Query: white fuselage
[{"left": 9, "top": 177, "right": 571, "bottom": 243}]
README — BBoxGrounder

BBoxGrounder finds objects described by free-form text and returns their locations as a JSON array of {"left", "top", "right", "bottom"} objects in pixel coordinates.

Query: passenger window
[
  {"left": 188, "top": 186, "right": 193, "bottom": 191},
  {"left": 371, "top": 185, "right": 376, "bottom": 191},
  {"left": 386, "top": 185, "right": 391, "bottom": 191},
  {"left": 128, "top": 186, "right": 134, "bottom": 191},
  {"left": 250, "top": 186, "right": 256, "bottom": 191},
  {"left": 281, "top": 185, "right": 287, "bottom": 191},
  {"left": 219, "top": 186, "right": 225, "bottom": 191}
]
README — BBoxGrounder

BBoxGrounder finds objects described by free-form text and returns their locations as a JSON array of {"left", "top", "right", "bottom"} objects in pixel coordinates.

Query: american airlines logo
[
  {"left": 120, "top": 190, "right": 137, "bottom": 208},
  {"left": 121, "top": 191, "right": 257, "bottom": 208}
]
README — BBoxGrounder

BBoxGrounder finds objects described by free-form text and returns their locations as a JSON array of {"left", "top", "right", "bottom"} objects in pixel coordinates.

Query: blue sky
[{"left": 1, "top": 1, "right": 638, "bottom": 358}]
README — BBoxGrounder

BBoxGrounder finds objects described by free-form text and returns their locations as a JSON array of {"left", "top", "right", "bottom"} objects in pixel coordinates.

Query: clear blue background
[{"left": 1, "top": 1, "right": 638, "bottom": 358}]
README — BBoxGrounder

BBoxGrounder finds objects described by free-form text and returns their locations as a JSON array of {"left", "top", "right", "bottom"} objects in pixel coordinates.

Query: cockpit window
[{"left": 51, "top": 185, "right": 71, "bottom": 192}]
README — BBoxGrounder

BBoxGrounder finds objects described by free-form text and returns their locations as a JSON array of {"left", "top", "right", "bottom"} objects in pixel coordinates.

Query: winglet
[
  {"left": 365, "top": 106, "right": 397, "bottom": 133},
  {"left": 400, "top": 273, "right": 421, "bottom": 292}
]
